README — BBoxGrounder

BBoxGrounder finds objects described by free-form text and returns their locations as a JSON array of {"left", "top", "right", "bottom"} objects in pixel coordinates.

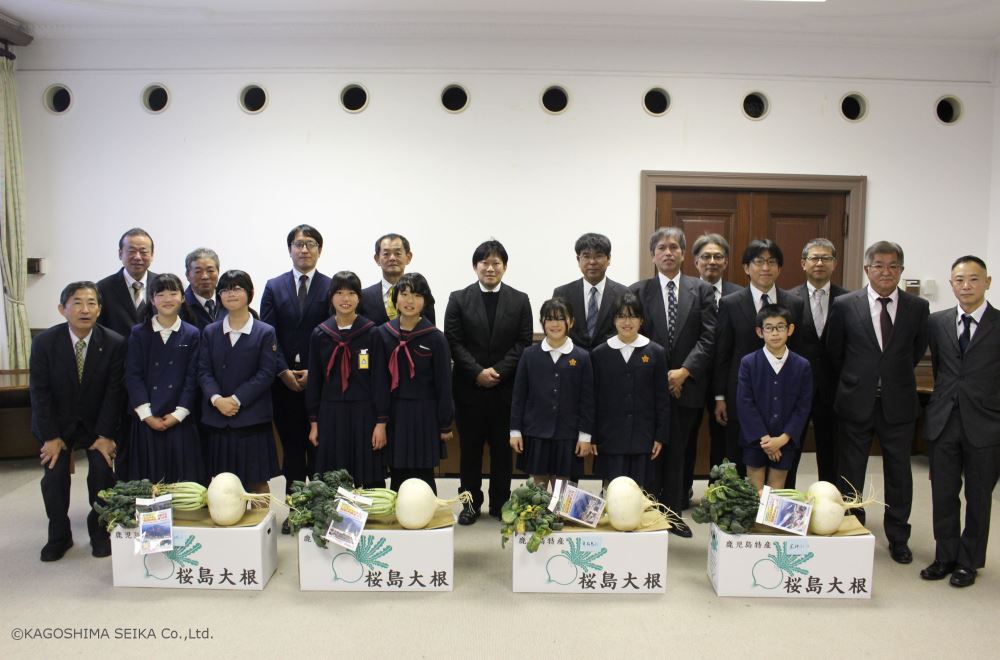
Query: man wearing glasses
[
  {"left": 630, "top": 227, "right": 716, "bottom": 536},
  {"left": 793, "top": 238, "right": 848, "bottom": 486},
  {"left": 552, "top": 232, "right": 628, "bottom": 350},
  {"left": 826, "top": 241, "right": 928, "bottom": 564},
  {"left": 261, "top": 225, "right": 332, "bottom": 531},
  {"left": 714, "top": 239, "right": 804, "bottom": 477}
]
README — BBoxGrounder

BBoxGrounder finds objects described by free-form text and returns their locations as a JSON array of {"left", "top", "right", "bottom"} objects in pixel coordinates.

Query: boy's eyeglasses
[{"left": 762, "top": 324, "right": 789, "bottom": 334}]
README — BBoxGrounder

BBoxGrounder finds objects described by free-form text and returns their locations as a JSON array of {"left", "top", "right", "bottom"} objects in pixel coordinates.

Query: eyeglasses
[
  {"left": 698, "top": 253, "right": 726, "bottom": 262},
  {"left": 219, "top": 285, "right": 246, "bottom": 294},
  {"left": 750, "top": 258, "right": 779, "bottom": 268},
  {"left": 478, "top": 260, "right": 505, "bottom": 270},
  {"left": 866, "top": 263, "right": 901, "bottom": 273},
  {"left": 615, "top": 314, "right": 640, "bottom": 321},
  {"left": 578, "top": 252, "right": 608, "bottom": 263},
  {"left": 291, "top": 240, "right": 319, "bottom": 251},
  {"left": 805, "top": 255, "right": 836, "bottom": 264},
  {"left": 762, "top": 324, "right": 789, "bottom": 334}
]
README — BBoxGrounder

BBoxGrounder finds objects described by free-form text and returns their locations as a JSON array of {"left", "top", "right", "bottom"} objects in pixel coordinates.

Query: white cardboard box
[
  {"left": 708, "top": 522, "right": 875, "bottom": 599},
  {"left": 298, "top": 524, "right": 455, "bottom": 592},
  {"left": 111, "top": 510, "right": 278, "bottom": 590},
  {"left": 512, "top": 529, "right": 668, "bottom": 594}
]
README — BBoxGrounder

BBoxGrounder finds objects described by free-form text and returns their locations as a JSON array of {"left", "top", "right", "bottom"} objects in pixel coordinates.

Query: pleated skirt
[
  {"left": 314, "top": 400, "right": 387, "bottom": 485},
  {"left": 594, "top": 452, "right": 657, "bottom": 491},
  {"left": 387, "top": 399, "right": 447, "bottom": 470},
  {"left": 205, "top": 422, "right": 280, "bottom": 484},
  {"left": 129, "top": 419, "right": 206, "bottom": 485},
  {"left": 516, "top": 436, "right": 582, "bottom": 479}
]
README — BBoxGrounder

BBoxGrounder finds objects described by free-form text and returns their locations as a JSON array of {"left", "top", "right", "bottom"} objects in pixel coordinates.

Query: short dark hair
[
  {"left": 472, "top": 240, "right": 508, "bottom": 266},
  {"left": 149, "top": 273, "right": 184, "bottom": 298},
  {"left": 801, "top": 238, "right": 837, "bottom": 260},
  {"left": 574, "top": 233, "right": 612, "bottom": 257},
  {"left": 742, "top": 239, "right": 784, "bottom": 267},
  {"left": 756, "top": 304, "right": 794, "bottom": 328},
  {"left": 60, "top": 281, "right": 100, "bottom": 307},
  {"left": 648, "top": 227, "right": 686, "bottom": 255},
  {"left": 286, "top": 224, "right": 324, "bottom": 250},
  {"left": 864, "top": 241, "right": 904, "bottom": 266},
  {"left": 118, "top": 228, "right": 154, "bottom": 253},
  {"left": 613, "top": 292, "right": 644, "bottom": 321},
  {"left": 951, "top": 255, "right": 987, "bottom": 271},
  {"left": 217, "top": 269, "right": 255, "bottom": 304},
  {"left": 391, "top": 272, "right": 435, "bottom": 310},
  {"left": 540, "top": 297, "right": 574, "bottom": 325},
  {"left": 374, "top": 233, "right": 411, "bottom": 256},
  {"left": 692, "top": 233, "right": 730, "bottom": 258},
  {"left": 185, "top": 247, "right": 220, "bottom": 273},
  {"left": 328, "top": 270, "right": 363, "bottom": 299}
]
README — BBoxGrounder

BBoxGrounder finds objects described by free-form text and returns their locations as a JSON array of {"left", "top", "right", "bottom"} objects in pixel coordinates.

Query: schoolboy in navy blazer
[
  {"left": 510, "top": 343, "right": 595, "bottom": 440},
  {"left": 736, "top": 348, "right": 813, "bottom": 454},
  {"left": 198, "top": 318, "right": 279, "bottom": 428}
]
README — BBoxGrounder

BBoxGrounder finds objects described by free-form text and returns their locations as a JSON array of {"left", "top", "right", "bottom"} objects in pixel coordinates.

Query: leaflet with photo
[
  {"left": 755, "top": 485, "right": 812, "bottom": 536},
  {"left": 549, "top": 479, "right": 606, "bottom": 528},
  {"left": 323, "top": 487, "right": 372, "bottom": 551},
  {"left": 135, "top": 494, "right": 173, "bottom": 555}
]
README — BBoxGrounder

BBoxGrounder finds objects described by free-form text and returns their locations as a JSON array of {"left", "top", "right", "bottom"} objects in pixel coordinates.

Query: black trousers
[
  {"left": 272, "top": 383, "right": 315, "bottom": 493},
  {"left": 114, "top": 410, "right": 132, "bottom": 482},
  {"left": 693, "top": 396, "right": 729, "bottom": 487},
  {"left": 929, "top": 409, "right": 1000, "bottom": 569},
  {"left": 389, "top": 469, "right": 436, "bottom": 495},
  {"left": 723, "top": 404, "right": 747, "bottom": 478},
  {"left": 456, "top": 401, "right": 512, "bottom": 514},
  {"left": 657, "top": 405, "right": 701, "bottom": 511},
  {"left": 838, "top": 398, "right": 914, "bottom": 545},
  {"left": 40, "top": 436, "right": 116, "bottom": 544}
]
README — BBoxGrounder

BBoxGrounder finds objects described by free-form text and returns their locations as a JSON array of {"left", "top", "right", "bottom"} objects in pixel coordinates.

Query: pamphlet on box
[
  {"left": 135, "top": 494, "right": 173, "bottom": 555},
  {"left": 323, "top": 487, "right": 372, "bottom": 551},
  {"left": 549, "top": 479, "right": 605, "bottom": 528},
  {"left": 755, "top": 485, "right": 812, "bottom": 536}
]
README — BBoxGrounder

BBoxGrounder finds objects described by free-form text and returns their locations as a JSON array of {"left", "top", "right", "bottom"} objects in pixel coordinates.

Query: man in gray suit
[
  {"left": 826, "top": 240, "right": 929, "bottom": 564},
  {"left": 921, "top": 255, "right": 1000, "bottom": 587},
  {"left": 552, "top": 232, "right": 628, "bottom": 351},
  {"left": 630, "top": 227, "right": 716, "bottom": 535}
]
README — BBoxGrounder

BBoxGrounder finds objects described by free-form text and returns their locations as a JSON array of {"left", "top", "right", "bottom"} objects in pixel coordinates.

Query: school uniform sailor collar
[
  {"left": 318, "top": 315, "right": 375, "bottom": 342},
  {"left": 386, "top": 315, "right": 437, "bottom": 339}
]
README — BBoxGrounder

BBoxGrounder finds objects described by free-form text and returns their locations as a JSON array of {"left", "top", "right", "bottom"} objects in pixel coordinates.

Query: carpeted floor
[{"left": 1, "top": 455, "right": 998, "bottom": 659}]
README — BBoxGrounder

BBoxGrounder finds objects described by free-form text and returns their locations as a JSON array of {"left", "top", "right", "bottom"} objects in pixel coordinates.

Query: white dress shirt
[
  {"left": 866, "top": 285, "right": 898, "bottom": 350},
  {"left": 607, "top": 333, "right": 651, "bottom": 364},
  {"left": 750, "top": 284, "right": 777, "bottom": 313},
  {"left": 956, "top": 301, "right": 987, "bottom": 341},
  {"left": 583, "top": 278, "right": 607, "bottom": 322}
]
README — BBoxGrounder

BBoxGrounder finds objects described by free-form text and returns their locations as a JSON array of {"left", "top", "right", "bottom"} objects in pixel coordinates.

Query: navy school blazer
[
  {"left": 376, "top": 318, "right": 455, "bottom": 433},
  {"left": 304, "top": 315, "right": 388, "bottom": 420},
  {"left": 510, "top": 343, "right": 595, "bottom": 440},
  {"left": 735, "top": 348, "right": 813, "bottom": 448},
  {"left": 197, "top": 318, "right": 279, "bottom": 428},
  {"left": 260, "top": 270, "right": 333, "bottom": 372},
  {"left": 125, "top": 319, "right": 201, "bottom": 417},
  {"left": 590, "top": 340, "right": 670, "bottom": 454}
]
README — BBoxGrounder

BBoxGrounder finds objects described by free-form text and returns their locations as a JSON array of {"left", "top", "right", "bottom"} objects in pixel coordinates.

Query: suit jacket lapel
[
  {"left": 645, "top": 279, "right": 668, "bottom": 342},
  {"left": 283, "top": 271, "right": 300, "bottom": 321},
  {"left": 966, "top": 303, "right": 997, "bottom": 355},
  {"left": 797, "top": 284, "right": 819, "bottom": 339},
  {"left": 492, "top": 285, "right": 511, "bottom": 342},
  {"left": 468, "top": 284, "right": 489, "bottom": 341},
  {"left": 853, "top": 292, "right": 881, "bottom": 351},
  {"left": 673, "top": 276, "right": 695, "bottom": 339},
  {"left": 738, "top": 289, "right": 756, "bottom": 328},
  {"left": 80, "top": 326, "right": 105, "bottom": 387},
  {"left": 595, "top": 280, "right": 619, "bottom": 336}
]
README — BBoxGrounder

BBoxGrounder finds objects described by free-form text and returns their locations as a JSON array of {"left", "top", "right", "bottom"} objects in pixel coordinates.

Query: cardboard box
[
  {"left": 512, "top": 524, "right": 668, "bottom": 594},
  {"left": 111, "top": 510, "right": 278, "bottom": 590},
  {"left": 298, "top": 514, "right": 455, "bottom": 592},
  {"left": 707, "top": 520, "right": 875, "bottom": 599}
]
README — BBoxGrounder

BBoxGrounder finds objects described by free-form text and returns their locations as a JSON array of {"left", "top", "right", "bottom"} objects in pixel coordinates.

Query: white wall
[{"left": 13, "top": 35, "right": 999, "bottom": 330}]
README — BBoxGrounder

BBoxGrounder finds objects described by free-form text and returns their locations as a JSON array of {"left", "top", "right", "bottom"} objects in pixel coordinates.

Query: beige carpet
[{"left": 1, "top": 456, "right": 998, "bottom": 659}]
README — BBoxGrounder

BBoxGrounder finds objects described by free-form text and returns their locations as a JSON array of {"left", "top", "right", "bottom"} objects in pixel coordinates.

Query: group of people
[{"left": 30, "top": 225, "right": 998, "bottom": 590}]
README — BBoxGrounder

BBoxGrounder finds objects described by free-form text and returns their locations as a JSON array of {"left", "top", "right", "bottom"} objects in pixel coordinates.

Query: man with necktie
[
  {"left": 359, "top": 233, "right": 436, "bottom": 325},
  {"left": 826, "top": 240, "right": 928, "bottom": 564},
  {"left": 181, "top": 247, "right": 223, "bottom": 329},
  {"left": 552, "top": 232, "right": 628, "bottom": 351},
  {"left": 921, "top": 256, "right": 1000, "bottom": 587}
]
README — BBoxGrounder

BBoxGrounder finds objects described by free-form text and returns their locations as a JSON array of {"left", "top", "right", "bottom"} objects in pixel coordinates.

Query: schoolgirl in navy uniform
[
  {"left": 591, "top": 293, "right": 668, "bottom": 492},
  {"left": 198, "top": 270, "right": 279, "bottom": 494},
  {"left": 376, "top": 273, "right": 453, "bottom": 493},
  {"left": 125, "top": 273, "right": 205, "bottom": 483},
  {"left": 509, "top": 297, "right": 594, "bottom": 487},
  {"left": 306, "top": 271, "right": 388, "bottom": 489}
]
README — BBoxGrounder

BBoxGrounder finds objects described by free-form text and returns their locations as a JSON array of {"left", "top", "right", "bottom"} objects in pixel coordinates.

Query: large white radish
[
  {"left": 394, "top": 479, "right": 472, "bottom": 529},
  {"left": 206, "top": 472, "right": 275, "bottom": 526},
  {"left": 808, "top": 497, "right": 846, "bottom": 535},
  {"left": 806, "top": 481, "right": 845, "bottom": 506},
  {"left": 604, "top": 476, "right": 676, "bottom": 531}
]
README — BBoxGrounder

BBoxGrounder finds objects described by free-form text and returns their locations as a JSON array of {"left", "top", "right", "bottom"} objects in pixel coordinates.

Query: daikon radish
[
  {"left": 604, "top": 476, "right": 677, "bottom": 531},
  {"left": 394, "top": 479, "right": 472, "bottom": 529},
  {"left": 206, "top": 472, "right": 277, "bottom": 526}
]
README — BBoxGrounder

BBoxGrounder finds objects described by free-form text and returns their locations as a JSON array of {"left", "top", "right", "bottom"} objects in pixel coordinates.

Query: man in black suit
[
  {"left": 714, "top": 239, "right": 804, "bottom": 476},
  {"left": 630, "top": 227, "right": 716, "bottom": 536},
  {"left": 181, "top": 247, "right": 222, "bottom": 330},
  {"left": 31, "top": 282, "right": 126, "bottom": 561},
  {"left": 95, "top": 227, "right": 157, "bottom": 481},
  {"left": 551, "top": 232, "right": 627, "bottom": 350},
  {"left": 792, "top": 238, "right": 848, "bottom": 487},
  {"left": 921, "top": 256, "right": 1000, "bottom": 587},
  {"left": 687, "top": 233, "right": 741, "bottom": 496},
  {"left": 359, "top": 233, "right": 436, "bottom": 325},
  {"left": 445, "top": 240, "right": 532, "bottom": 525},
  {"left": 826, "top": 240, "right": 929, "bottom": 564}
]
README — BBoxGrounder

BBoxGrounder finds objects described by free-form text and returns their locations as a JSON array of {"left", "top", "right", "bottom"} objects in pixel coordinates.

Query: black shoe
[
  {"left": 458, "top": 502, "right": 481, "bottom": 526},
  {"left": 40, "top": 538, "right": 73, "bottom": 562},
  {"left": 950, "top": 566, "right": 977, "bottom": 588},
  {"left": 920, "top": 560, "right": 955, "bottom": 580},
  {"left": 889, "top": 542, "right": 913, "bottom": 564},
  {"left": 281, "top": 519, "right": 291, "bottom": 535},
  {"left": 91, "top": 538, "right": 112, "bottom": 558},
  {"left": 668, "top": 520, "right": 693, "bottom": 538}
]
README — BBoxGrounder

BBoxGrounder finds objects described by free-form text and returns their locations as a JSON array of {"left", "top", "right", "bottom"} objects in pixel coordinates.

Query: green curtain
[{"left": 0, "top": 57, "right": 30, "bottom": 369}]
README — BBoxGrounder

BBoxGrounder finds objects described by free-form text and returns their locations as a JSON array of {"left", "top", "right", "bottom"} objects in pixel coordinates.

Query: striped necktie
[{"left": 75, "top": 339, "right": 85, "bottom": 382}]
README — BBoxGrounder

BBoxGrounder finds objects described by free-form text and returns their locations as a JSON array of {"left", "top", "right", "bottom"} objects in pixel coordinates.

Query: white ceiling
[{"left": 2, "top": 0, "right": 1000, "bottom": 48}]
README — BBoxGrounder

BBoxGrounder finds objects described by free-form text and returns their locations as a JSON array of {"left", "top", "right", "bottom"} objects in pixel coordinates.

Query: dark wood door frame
[{"left": 639, "top": 171, "right": 867, "bottom": 291}]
